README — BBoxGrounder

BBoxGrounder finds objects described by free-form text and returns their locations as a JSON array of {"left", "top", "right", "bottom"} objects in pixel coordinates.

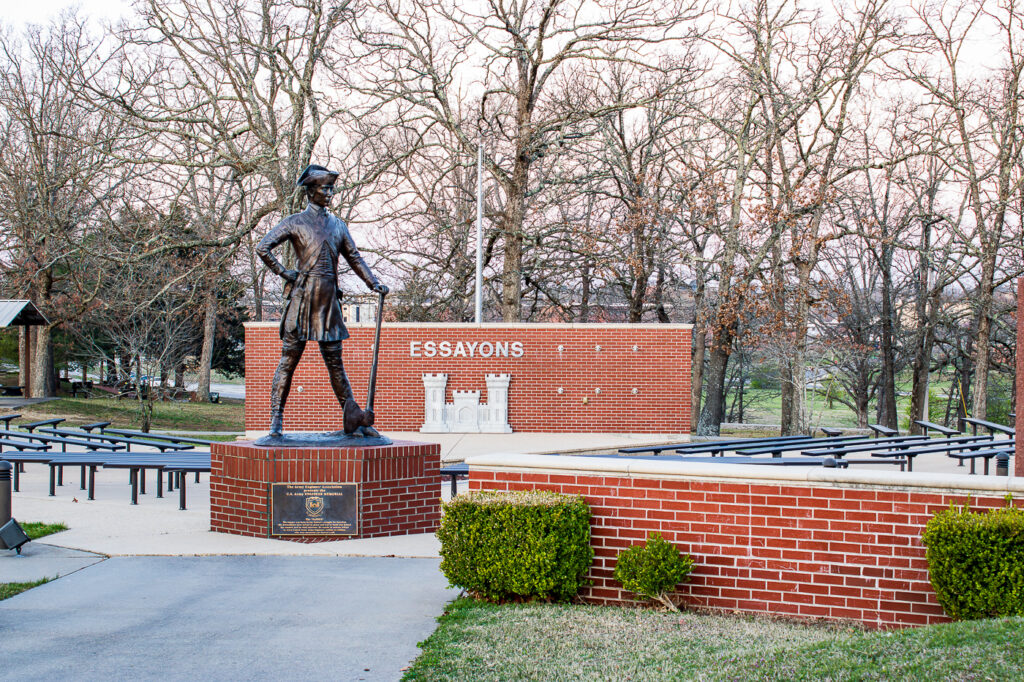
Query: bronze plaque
[{"left": 270, "top": 483, "right": 358, "bottom": 536}]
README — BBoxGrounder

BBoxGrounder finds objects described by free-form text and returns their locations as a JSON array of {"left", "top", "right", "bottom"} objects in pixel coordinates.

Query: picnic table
[{"left": 0, "top": 413, "right": 21, "bottom": 428}]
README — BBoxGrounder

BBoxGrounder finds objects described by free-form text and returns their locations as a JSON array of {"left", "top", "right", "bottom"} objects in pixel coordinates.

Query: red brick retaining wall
[
  {"left": 467, "top": 454, "right": 1024, "bottom": 628},
  {"left": 244, "top": 322, "right": 692, "bottom": 434},
  {"left": 211, "top": 440, "right": 440, "bottom": 541}
]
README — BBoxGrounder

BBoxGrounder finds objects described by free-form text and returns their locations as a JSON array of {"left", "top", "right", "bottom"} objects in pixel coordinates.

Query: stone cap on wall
[
  {"left": 245, "top": 321, "right": 694, "bottom": 330},
  {"left": 465, "top": 453, "right": 1023, "bottom": 495}
]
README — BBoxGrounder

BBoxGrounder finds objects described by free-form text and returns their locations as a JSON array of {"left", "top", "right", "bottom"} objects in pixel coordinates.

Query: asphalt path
[{"left": 1, "top": 555, "right": 456, "bottom": 681}]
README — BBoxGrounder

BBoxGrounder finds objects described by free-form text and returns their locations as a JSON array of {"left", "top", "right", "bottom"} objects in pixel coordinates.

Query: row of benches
[
  {"left": 439, "top": 419, "right": 1017, "bottom": 496},
  {"left": 0, "top": 414, "right": 214, "bottom": 509}
]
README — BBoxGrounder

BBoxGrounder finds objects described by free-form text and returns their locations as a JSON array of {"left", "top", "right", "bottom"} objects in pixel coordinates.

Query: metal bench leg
[
  {"left": 156, "top": 469, "right": 163, "bottom": 498},
  {"left": 80, "top": 465, "right": 87, "bottom": 490},
  {"left": 450, "top": 474, "right": 458, "bottom": 498},
  {"left": 88, "top": 466, "right": 96, "bottom": 501},
  {"left": 179, "top": 474, "right": 187, "bottom": 510},
  {"left": 195, "top": 472, "right": 199, "bottom": 483},
  {"left": 140, "top": 468, "right": 146, "bottom": 495},
  {"left": 984, "top": 458, "right": 990, "bottom": 476},
  {"left": 58, "top": 465, "right": 64, "bottom": 486},
  {"left": 130, "top": 468, "right": 138, "bottom": 505},
  {"left": 970, "top": 459, "right": 976, "bottom": 475},
  {"left": 49, "top": 465, "right": 56, "bottom": 496},
  {"left": 167, "top": 471, "right": 173, "bottom": 493},
  {"left": 13, "top": 464, "right": 19, "bottom": 492}
]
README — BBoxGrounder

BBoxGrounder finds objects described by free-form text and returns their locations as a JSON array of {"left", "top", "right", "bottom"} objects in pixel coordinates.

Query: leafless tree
[
  {"left": 0, "top": 16, "right": 135, "bottom": 396},
  {"left": 353, "top": 0, "right": 707, "bottom": 321}
]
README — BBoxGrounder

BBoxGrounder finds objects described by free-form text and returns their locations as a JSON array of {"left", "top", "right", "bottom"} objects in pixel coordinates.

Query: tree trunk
[
  {"left": 196, "top": 288, "right": 217, "bottom": 403},
  {"left": 31, "top": 324, "right": 56, "bottom": 397},
  {"left": 174, "top": 361, "right": 185, "bottom": 389},
  {"left": 877, "top": 245, "right": 898, "bottom": 429},
  {"left": 787, "top": 262, "right": 813, "bottom": 435},
  {"left": 500, "top": 159, "right": 529, "bottom": 322},
  {"left": 697, "top": 328, "right": 734, "bottom": 436},
  {"left": 18, "top": 326, "right": 30, "bottom": 397},
  {"left": 780, "top": 363, "right": 794, "bottom": 435},
  {"left": 691, "top": 328, "right": 705, "bottom": 433},
  {"left": 970, "top": 252, "right": 997, "bottom": 420}
]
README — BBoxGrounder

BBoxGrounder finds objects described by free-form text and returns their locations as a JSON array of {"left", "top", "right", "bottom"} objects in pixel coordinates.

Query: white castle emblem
[{"left": 420, "top": 373, "right": 513, "bottom": 433}]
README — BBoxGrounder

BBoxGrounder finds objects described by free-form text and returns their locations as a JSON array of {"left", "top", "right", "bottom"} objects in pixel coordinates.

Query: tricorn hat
[{"left": 296, "top": 164, "right": 339, "bottom": 187}]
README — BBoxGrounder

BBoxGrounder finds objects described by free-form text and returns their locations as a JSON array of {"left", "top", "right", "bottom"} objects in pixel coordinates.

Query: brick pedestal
[{"left": 210, "top": 439, "right": 441, "bottom": 541}]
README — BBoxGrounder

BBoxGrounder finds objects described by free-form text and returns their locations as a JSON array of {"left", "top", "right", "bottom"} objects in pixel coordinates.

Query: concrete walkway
[{"left": 1, "top": 555, "right": 456, "bottom": 681}]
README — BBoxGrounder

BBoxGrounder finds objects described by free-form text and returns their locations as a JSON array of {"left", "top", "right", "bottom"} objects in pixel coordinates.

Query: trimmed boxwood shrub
[
  {"left": 437, "top": 490, "right": 593, "bottom": 602},
  {"left": 614, "top": 532, "right": 694, "bottom": 611},
  {"left": 922, "top": 501, "right": 1024, "bottom": 620}
]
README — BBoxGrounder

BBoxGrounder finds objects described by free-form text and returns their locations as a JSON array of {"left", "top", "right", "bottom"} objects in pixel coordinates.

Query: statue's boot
[
  {"left": 321, "top": 343, "right": 361, "bottom": 434},
  {"left": 358, "top": 424, "right": 382, "bottom": 439},
  {"left": 269, "top": 350, "right": 301, "bottom": 437},
  {"left": 269, "top": 411, "right": 284, "bottom": 438}
]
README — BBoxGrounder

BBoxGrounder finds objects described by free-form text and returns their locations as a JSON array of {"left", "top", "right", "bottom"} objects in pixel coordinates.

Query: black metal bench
[
  {"left": 0, "top": 385, "right": 23, "bottom": 397},
  {"left": 163, "top": 462, "right": 212, "bottom": 510},
  {"left": 677, "top": 436, "right": 835, "bottom": 458},
  {"left": 944, "top": 446, "right": 1014, "bottom": 475},
  {"left": 868, "top": 423, "right": 899, "bottom": 437},
  {"left": 79, "top": 421, "right": 112, "bottom": 433},
  {"left": 865, "top": 437, "right": 1009, "bottom": 472},
  {"left": 19, "top": 418, "right": 66, "bottom": 432},
  {"left": 800, "top": 434, "right": 933, "bottom": 459},
  {"left": 803, "top": 434, "right": 992, "bottom": 470},
  {"left": 102, "top": 428, "right": 217, "bottom": 447},
  {"left": 100, "top": 453, "right": 211, "bottom": 504},
  {"left": 0, "top": 414, "right": 21, "bottom": 428},
  {"left": 440, "top": 462, "right": 469, "bottom": 497},
  {"left": 619, "top": 435, "right": 815, "bottom": 456},
  {"left": 961, "top": 417, "right": 1015, "bottom": 436},
  {"left": 38, "top": 428, "right": 195, "bottom": 452},
  {"left": 819, "top": 427, "right": 844, "bottom": 437},
  {"left": 914, "top": 420, "right": 960, "bottom": 437},
  {"left": 734, "top": 435, "right": 871, "bottom": 458}
]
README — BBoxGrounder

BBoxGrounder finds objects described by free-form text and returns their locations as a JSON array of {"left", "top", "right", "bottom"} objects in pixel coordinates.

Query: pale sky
[{"left": 1, "top": 0, "right": 131, "bottom": 28}]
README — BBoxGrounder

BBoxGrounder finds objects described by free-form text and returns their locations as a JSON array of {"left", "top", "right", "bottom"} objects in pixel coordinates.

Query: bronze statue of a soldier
[{"left": 257, "top": 164, "right": 388, "bottom": 439}]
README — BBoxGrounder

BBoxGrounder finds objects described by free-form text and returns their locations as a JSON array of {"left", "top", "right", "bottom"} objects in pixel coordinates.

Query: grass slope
[
  {"left": 7, "top": 397, "right": 244, "bottom": 432},
  {"left": 404, "top": 598, "right": 1024, "bottom": 681}
]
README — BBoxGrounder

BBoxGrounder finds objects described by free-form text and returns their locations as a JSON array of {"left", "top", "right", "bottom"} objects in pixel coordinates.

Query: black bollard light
[
  {"left": 997, "top": 452, "right": 1010, "bottom": 477},
  {"left": 0, "top": 461, "right": 31, "bottom": 554}
]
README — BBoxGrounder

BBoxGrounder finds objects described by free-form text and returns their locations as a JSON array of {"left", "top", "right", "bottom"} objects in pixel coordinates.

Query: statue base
[
  {"left": 210, "top": 439, "right": 440, "bottom": 542},
  {"left": 253, "top": 431, "right": 393, "bottom": 447}
]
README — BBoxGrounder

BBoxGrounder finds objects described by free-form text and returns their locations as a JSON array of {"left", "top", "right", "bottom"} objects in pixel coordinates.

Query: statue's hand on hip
[{"left": 282, "top": 269, "right": 299, "bottom": 283}]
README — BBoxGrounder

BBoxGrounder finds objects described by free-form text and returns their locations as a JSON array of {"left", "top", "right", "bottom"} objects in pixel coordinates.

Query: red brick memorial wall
[
  {"left": 467, "top": 455, "right": 1024, "bottom": 628},
  {"left": 244, "top": 323, "right": 692, "bottom": 434}
]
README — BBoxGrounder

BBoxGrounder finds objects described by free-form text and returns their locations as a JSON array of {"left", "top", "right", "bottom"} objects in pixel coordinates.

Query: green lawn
[
  {"left": 21, "top": 521, "right": 67, "bottom": 539},
  {"left": 404, "top": 598, "right": 1024, "bottom": 681},
  {"left": 8, "top": 396, "right": 244, "bottom": 432},
  {"left": 0, "top": 522, "right": 66, "bottom": 602},
  {"left": 0, "top": 579, "right": 50, "bottom": 601}
]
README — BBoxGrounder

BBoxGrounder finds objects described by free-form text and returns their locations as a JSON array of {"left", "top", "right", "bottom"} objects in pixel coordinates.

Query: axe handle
[{"left": 366, "top": 289, "right": 386, "bottom": 412}]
